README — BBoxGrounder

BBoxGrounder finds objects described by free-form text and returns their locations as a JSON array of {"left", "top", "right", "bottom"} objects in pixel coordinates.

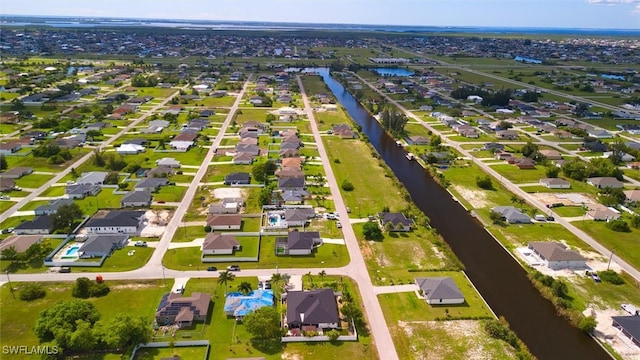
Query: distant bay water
[{"left": 1, "top": 15, "right": 639, "bottom": 36}]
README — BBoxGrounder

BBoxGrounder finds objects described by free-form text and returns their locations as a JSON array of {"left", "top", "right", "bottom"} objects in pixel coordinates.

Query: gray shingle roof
[
  {"left": 415, "top": 277, "right": 464, "bottom": 301},
  {"left": 286, "top": 288, "right": 339, "bottom": 327}
]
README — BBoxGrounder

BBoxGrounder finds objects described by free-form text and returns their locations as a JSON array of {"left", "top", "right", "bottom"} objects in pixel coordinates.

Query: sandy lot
[
  {"left": 212, "top": 187, "right": 245, "bottom": 200},
  {"left": 139, "top": 209, "right": 172, "bottom": 237},
  {"left": 586, "top": 306, "right": 640, "bottom": 359},
  {"left": 529, "top": 192, "right": 597, "bottom": 207},
  {"left": 451, "top": 185, "right": 489, "bottom": 208}
]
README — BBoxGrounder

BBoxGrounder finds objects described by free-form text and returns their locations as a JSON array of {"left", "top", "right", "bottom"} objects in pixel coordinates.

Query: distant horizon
[
  {"left": 1, "top": 0, "right": 639, "bottom": 30},
  {"left": 1, "top": 14, "right": 639, "bottom": 34}
]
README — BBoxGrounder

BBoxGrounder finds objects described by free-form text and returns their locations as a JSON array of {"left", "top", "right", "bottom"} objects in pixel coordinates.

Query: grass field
[
  {"left": 14, "top": 173, "right": 55, "bottom": 189},
  {"left": 0, "top": 280, "right": 167, "bottom": 360},
  {"left": 69, "top": 246, "right": 154, "bottom": 273},
  {"left": 323, "top": 137, "right": 407, "bottom": 216},
  {"left": 574, "top": 220, "right": 640, "bottom": 271},
  {"left": 489, "top": 164, "right": 548, "bottom": 184}
]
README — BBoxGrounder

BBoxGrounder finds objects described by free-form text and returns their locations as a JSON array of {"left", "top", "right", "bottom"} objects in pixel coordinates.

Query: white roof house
[{"left": 116, "top": 143, "right": 145, "bottom": 155}]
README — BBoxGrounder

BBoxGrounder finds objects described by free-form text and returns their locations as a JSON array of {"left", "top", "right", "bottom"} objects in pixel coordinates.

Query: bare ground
[
  {"left": 584, "top": 306, "right": 640, "bottom": 360},
  {"left": 451, "top": 185, "right": 489, "bottom": 209}
]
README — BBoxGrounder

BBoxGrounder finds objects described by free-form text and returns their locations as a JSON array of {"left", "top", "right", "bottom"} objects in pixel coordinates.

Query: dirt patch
[
  {"left": 451, "top": 185, "right": 489, "bottom": 209},
  {"left": 398, "top": 320, "right": 502, "bottom": 360},
  {"left": 360, "top": 240, "right": 373, "bottom": 260},
  {"left": 110, "top": 283, "right": 156, "bottom": 290},
  {"left": 529, "top": 192, "right": 596, "bottom": 207},
  {"left": 281, "top": 352, "right": 302, "bottom": 360},
  {"left": 139, "top": 209, "right": 172, "bottom": 237},
  {"left": 212, "top": 187, "right": 245, "bottom": 200}
]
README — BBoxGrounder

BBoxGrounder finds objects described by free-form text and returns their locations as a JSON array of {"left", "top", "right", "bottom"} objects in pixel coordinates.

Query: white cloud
[{"left": 587, "top": 0, "right": 638, "bottom": 4}]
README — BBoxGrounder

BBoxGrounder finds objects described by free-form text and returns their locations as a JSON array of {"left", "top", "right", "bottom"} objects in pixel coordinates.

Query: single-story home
[
  {"left": 378, "top": 212, "right": 414, "bottom": 231},
  {"left": 66, "top": 184, "right": 102, "bottom": 199},
  {"left": 77, "top": 171, "right": 108, "bottom": 185},
  {"left": 155, "top": 158, "right": 181, "bottom": 168},
  {"left": 84, "top": 210, "right": 146, "bottom": 235},
  {"left": 155, "top": 292, "right": 211, "bottom": 328},
  {"left": 0, "top": 235, "right": 43, "bottom": 257},
  {"left": 120, "top": 190, "right": 152, "bottom": 208},
  {"left": 611, "top": 316, "right": 640, "bottom": 348},
  {"left": 206, "top": 214, "right": 242, "bottom": 230},
  {"left": 624, "top": 189, "right": 640, "bottom": 203},
  {"left": 34, "top": 198, "right": 75, "bottom": 215},
  {"left": 539, "top": 149, "right": 563, "bottom": 160},
  {"left": 283, "top": 207, "right": 315, "bottom": 227},
  {"left": 415, "top": 277, "right": 465, "bottom": 305},
  {"left": 201, "top": 233, "right": 240, "bottom": 255},
  {"left": 134, "top": 178, "right": 168, "bottom": 192},
  {"left": 78, "top": 234, "right": 129, "bottom": 258},
  {"left": 492, "top": 206, "right": 532, "bottom": 224},
  {"left": 539, "top": 178, "right": 571, "bottom": 189},
  {"left": 116, "top": 143, "right": 145, "bottom": 155},
  {"left": 586, "top": 204, "right": 621, "bottom": 221},
  {"left": 275, "top": 230, "right": 321, "bottom": 255},
  {"left": 586, "top": 177, "right": 624, "bottom": 189},
  {"left": 528, "top": 242, "right": 586, "bottom": 270},
  {"left": 233, "top": 152, "right": 256, "bottom": 165},
  {"left": 0, "top": 167, "right": 33, "bottom": 179},
  {"left": 224, "top": 172, "right": 251, "bottom": 185},
  {"left": 14, "top": 216, "right": 54, "bottom": 235},
  {"left": 285, "top": 288, "right": 340, "bottom": 330}
]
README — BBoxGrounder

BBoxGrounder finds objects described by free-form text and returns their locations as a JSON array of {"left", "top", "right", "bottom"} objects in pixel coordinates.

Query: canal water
[{"left": 309, "top": 68, "right": 610, "bottom": 360}]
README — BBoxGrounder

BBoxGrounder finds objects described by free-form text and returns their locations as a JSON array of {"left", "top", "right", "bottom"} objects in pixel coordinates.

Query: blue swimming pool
[{"left": 65, "top": 245, "right": 80, "bottom": 256}]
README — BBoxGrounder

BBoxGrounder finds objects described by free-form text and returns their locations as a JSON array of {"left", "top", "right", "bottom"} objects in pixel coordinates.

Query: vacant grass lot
[
  {"left": 14, "top": 173, "right": 55, "bottom": 189},
  {"left": 489, "top": 164, "right": 548, "bottom": 184},
  {"left": 574, "top": 220, "right": 640, "bottom": 271},
  {"left": 0, "top": 280, "right": 167, "bottom": 360},
  {"left": 133, "top": 346, "right": 208, "bottom": 360},
  {"left": 323, "top": 137, "right": 407, "bottom": 216}
]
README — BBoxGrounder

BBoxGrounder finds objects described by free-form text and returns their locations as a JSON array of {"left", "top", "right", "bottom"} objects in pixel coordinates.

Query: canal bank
[{"left": 310, "top": 68, "right": 610, "bottom": 360}]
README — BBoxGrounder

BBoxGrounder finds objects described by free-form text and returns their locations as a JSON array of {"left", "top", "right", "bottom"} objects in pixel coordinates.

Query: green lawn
[
  {"left": 39, "top": 186, "right": 66, "bottom": 197},
  {"left": 323, "top": 137, "right": 407, "bottom": 216},
  {"left": 18, "top": 200, "right": 49, "bottom": 211},
  {"left": 0, "top": 200, "right": 16, "bottom": 214},
  {"left": 196, "top": 96, "right": 237, "bottom": 107},
  {"left": 172, "top": 225, "right": 207, "bottom": 242},
  {"left": 133, "top": 346, "right": 208, "bottom": 360},
  {"left": 574, "top": 220, "right": 640, "bottom": 270},
  {"left": 552, "top": 206, "right": 587, "bottom": 217},
  {"left": 14, "top": 173, "right": 55, "bottom": 189},
  {"left": 489, "top": 164, "right": 548, "bottom": 184},
  {"left": 154, "top": 186, "right": 188, "bottom": 203},
  {"left": 69, "top": 246, "right": 154, "bottom": 273},
  {"left": 0, "top": 280, "right": 167, "bottom": 360},
  {"left": 75, "top": 188, "right": 123, "bottom": 215}
]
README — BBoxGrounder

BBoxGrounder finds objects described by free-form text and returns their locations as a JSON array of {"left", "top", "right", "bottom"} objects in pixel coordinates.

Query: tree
[
  {"left": 34, "top": 300, "right": 100, "bottom": 346},
  {"left": 341, "top": 180, "right": 354, "bottom": 191},
  {"left": 489, "top": 211, "right": 506, "bottom": 225},
  {"left": 476, "top": 175, "right": 494, "bottom": 190},
  {"left": 362, "top": 221, "right": 383, "bottom": 240},
  {"left": 551, "top": 280, "right": 569, "bottom": 299},
  {"left": 252, "top": 160, "right": 276, "bottom": 183},
  {"left": 318, "top": 270, "right": 326, "bottom": 281},
  {"left": 52, "top": 203, "right": 83, "bottom": 233},
  {"left": 19, "top": 283, "right": 46, "bottom": 301},
  {"left": 270, "top": 272, "right": 283, "bottom": 293},
  {"left": 430, "top": 135, "right": 442, "bottom": 149},
  {"left": 243, "top": 306, "right": 282, "bottom": 340},
  {"left": 341, "top": 302, "right": 363, "bottom": 325},
  {"left": 237, "top": 281, "right": 252, "bottom": 295},
  {"left": 72, "top": 277, "right": 93, "bottom": 298},
  {"left": 1, "top": 246, "right": 19, "bottom": 261},
  {"left": 606, "top": 219, "right": 630, "bottom": 232},
  {"left": 103, "top": 171, "right": 119, "bottom": 185},
  {"left": 217, "top": 270, "right": 236, "bottom": 294},
  {"left": 98, "top": 313, "right": 151, "bottom": 350},
  {"left": 0, "top": 155, "right": 7, "bottom": 170},
  {"left": 578, "top": 316, "right": 597, "bottom": 334},
  {"left": 326, "top": 329, "right": 340, "bottom": 342},
  {"left": 545, "top": 166, "right": 560, "bottom": 178}
]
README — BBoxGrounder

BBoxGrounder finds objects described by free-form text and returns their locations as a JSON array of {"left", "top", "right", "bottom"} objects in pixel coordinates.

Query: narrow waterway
[{"left": 310, "top": 68, "right": 610, "bottom": 360}]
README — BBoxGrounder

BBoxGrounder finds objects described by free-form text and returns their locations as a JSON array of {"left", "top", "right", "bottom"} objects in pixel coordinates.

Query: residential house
[
  {"left": 208, "top": 198, "right": 242, "bottom": 215},
  {"left": 275, "top": 230, "right": 321, "bottom": 256},
  {"left": 169, "top": 131, "right": 198, "bottom": 151},
  {"left": 483, "top": 143, "right": 505, "bottom": 151},
  {"left": 134, "top": 178, "right": 168, "bottom": 192},
  {"left": 224, "top": 172, "right": 251, "bottom": 185},
  {"left": 206, "top": 214, "right": 242, "bottom": 230},
  {"left": 378, "top": 212, "right": 414, "bottom": 232},
  {"left": 527, "top": 242, "right": 586, "bottom": 270},
  {"left": 587, "top": 129, "right": 613, "bottom": 139},
  {"left": 78, "top": 234, "right": 129, "bottom": 258},
  {"left": 34, "top": 198, "right": 74, "bottom": 215},
  {"left": 155, "top": 292, "right": 211, "bottom": 328},
  {"left": 539, "top": 149, "right": 563, "bottom": 160},
  {"left": 415, "top": 277, "right": 465, "bottom": 305},
  {"left": 84, "top": 210, "right": 146, "bottom": 234},
  {"left": 278, "top": 177, "right": 305, "bottom": 192},
  {"left": 0, "top": 167, "right": 33, "bottom": 179},
  {"left": 283, "top": 207, "right": 315, "bottom": 227},
  {"left": 0, "top": 140, "right": 23, "bottom": 154},
  {"left": 624, "top": 190, "right": 640, "bottom": 203},
  {"left": 496, "top": 130, "right": 519, "bottom": 140},
  {"left": 0, "top": 177, "right": 15, "bottom": 192},
  {"left": 285, "top": 289, "right": 340, "bottom": 331},
  {"left": 155, "top": 158, "right": 181, "bottom": 168},
  {"left": 120, "top": 190, "right": 152, "bottom": 208},
  {"left": 116, "top": 143, "right": 145, "bottom": 155},
  {"left": 492, "top": 206, "right": 532, "bottom": 224},
  {"left": 201, "top": 233, "right": 240, "bottom": 255},
  {"left": 279, "top": 148, "right": 299, "bottom": 158},
  {"left": 224, "top": 290, "right": 274, "bottom": 319},
  {"left": 406, "top": 136, "right": 430, "bottom": 145},
  {"left": 0, "top": 235, "right": 43, "bottom": 256},
  {"left": 586, "top": 204, "right": 621, "bottom": 221},
  {"left": 539, "top": 178, "right": 571, "bottom": 189},
  {"left": 77, "top": 171, "right": 108, "bottom": 185},
  {"left": 512, "top": 157, "right": 536, "bottom": 169},
  {"left": 586, "top": 177, "right": 624, "bottom": 189},
  {"left": 233, "top": 152, "right": 256, "bottom": 165},
  {"left": 495, "top": 151, "right": 513, "bottom": 161},
  {"left": 66, "top": 184, "right": 101, "bottom": 199},
  {"left": 235, "top": 144, "right": 260, "bottom": 156},
  {"left": 331, "top": 124, "right": 356, "bottom": 139},
  {"left": 14, "top": 216, "right": 53, "bottom": 235},
  {"left": 281, "top": 157, "right": 303, "bottom": 169},
  {"left": 611, "top": 316, "right": 640, "bottom": 348}
]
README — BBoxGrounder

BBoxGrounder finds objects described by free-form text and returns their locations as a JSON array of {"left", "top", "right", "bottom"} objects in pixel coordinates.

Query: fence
[
  {"left": 281, "top": 334, "right": 358, "bottom": 343},
  {"left": 129, "top": 340, "right": 210, "bottom": 360}
]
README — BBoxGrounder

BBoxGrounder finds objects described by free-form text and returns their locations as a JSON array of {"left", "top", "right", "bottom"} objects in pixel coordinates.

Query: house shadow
[{"left": 431, "top": 300, "right": 471, "bottom": 309}]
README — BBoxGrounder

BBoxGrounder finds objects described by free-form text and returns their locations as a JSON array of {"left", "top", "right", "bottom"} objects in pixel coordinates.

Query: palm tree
[
  {"left": 271, "top": 272, "right": 283, "bottom": 291},
  {"left": 237, "top": 281, "right": 252, "bottom": 295},
  {"left": 318, "top": 270, "right": 327, "bottom": 281},
  {"left": 217, "top": 271, "right": 236, "bottom": 295}
]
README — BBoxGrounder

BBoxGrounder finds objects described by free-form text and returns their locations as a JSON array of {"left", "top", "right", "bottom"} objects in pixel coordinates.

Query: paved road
[
  {"left": 296, "top": 75, "right": 399, "bottom": 360},
  {"left": 350, "top": 71, "right": 640, "bottom": 284}
]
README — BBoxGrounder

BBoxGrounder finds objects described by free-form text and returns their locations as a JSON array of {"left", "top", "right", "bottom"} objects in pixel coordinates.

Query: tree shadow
[{"left": 249, "top": 338, "right": 283, "bottom": 355}]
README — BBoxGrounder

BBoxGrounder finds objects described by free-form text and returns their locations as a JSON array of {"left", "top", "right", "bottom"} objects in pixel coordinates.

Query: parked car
[
  {"left": 134, "top": 241, "right": 147, "bottom": 247},
  {"left": 59, "top": 266, "right": 71, "bottom": 273},
  {"left": 227, "top": 265, "right": 240, "bottom": 271},
  {"left": 591, "top": 273, "right": 601, "bottom": 283},
  {"left": 206, "top": 266, "right": 218, "bottom": 271},
  {"left": 174, "top": 284, "right": 185, "bottom": 294},
  {"left": 546, "top": 216, "right": 555, "bottom": 221},
  {"left": 336, "top": 221, "right": 342, "bottom": 228}
]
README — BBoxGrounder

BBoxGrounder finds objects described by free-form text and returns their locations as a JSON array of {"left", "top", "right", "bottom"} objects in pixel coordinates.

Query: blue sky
[{"left": 2, "top": 0, "right": 639, "bottom": 29}]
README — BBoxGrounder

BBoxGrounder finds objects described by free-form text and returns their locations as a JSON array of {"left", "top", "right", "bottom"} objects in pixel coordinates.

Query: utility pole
[
  {"left": 607, "top": 249, "right": 615, "bottom": 271},
  {"left": 6, "top": 270, "right": 15, "bottom": 299}
]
